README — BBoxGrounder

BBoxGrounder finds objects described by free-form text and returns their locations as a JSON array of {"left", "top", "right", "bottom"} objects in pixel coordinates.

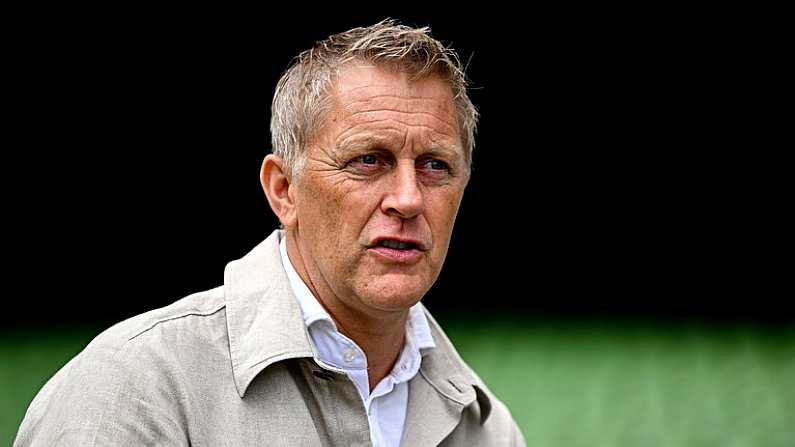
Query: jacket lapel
[
  {"left": 401, "top": 309, "right": 494, "bottom": 445},
  {"left": 401, "top": 370, "right": 471, "bottom": 446}
]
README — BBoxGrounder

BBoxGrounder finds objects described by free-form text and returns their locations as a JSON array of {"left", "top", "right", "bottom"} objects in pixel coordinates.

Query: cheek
[
  {"left": 299, "top": 182, "right": 375, "bottom": 248},
  {"left": 298, "top": 177, "right": 346, "bottom": 223},
  {"left": 427, "top": 190, "right": 465, "bottom": 253},
  {"left": 429, "top": 189, "right": 464, "bottom": 227}
]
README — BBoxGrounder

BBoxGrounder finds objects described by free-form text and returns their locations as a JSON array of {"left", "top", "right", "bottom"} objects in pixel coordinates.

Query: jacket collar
[
  {"left": 224, "top": 230, "right": 314, "bottom": 398},
  {"left": 223, "top": 230, "right": 492, "bottom": 423}
]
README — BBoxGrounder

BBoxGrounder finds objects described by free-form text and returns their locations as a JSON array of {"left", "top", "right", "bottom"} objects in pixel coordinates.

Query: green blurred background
[{"left": 4, "top": 317, "right": 793, "bottom": 446}]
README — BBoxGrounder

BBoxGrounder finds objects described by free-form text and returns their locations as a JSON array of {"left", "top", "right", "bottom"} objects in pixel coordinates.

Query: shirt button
[{"left": 343, "top": 348, "right": 356, "bottom": 362}]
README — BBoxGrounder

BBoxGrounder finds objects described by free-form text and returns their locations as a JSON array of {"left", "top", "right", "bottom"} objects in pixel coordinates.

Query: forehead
[
  {"left": 333, "top": 64, "right": 456, "bottom": 107},
  {"left": 327, "top": 64, "right": 462, "bottom": 145}
]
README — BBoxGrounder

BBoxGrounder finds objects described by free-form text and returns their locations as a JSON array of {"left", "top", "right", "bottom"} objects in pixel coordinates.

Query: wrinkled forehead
[
  {"left": 332, "top": 64, "right": 457, "bottom": 116},
  {"left": 329, "top": 64, "right": 464, "bottom": 158}
]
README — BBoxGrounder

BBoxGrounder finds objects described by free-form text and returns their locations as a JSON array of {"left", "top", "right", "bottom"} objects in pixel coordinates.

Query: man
[{"left": 15, "top": 20, "right": 526, "bottom": 446}]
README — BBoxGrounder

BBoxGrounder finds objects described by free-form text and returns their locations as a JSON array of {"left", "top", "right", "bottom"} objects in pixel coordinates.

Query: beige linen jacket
[{"left": 15, "top": 230, "right": 526, "bottom": 446}]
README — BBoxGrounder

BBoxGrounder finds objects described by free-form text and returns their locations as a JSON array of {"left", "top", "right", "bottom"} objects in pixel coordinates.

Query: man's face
[{"left": 289, "top": 64, "right": 468, "bottom": 317}]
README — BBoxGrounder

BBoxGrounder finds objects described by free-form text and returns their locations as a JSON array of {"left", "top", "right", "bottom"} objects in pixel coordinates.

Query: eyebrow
[
  {"left": 425, "top": 144, "right": 464, "bottom": 162},
  {"left": 336, "top": 138, "right": 387, "bottom": 154}
]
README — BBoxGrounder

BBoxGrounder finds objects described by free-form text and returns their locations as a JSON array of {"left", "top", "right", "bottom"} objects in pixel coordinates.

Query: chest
[
  {"left": 176, "top": 358, "right": 486, "bottom": 447},
  {"left": 185, "top": 359, "right": 374, "bottom": 446}
]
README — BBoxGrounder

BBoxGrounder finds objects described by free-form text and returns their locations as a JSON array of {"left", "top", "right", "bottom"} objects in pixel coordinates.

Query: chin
[{"left": 358, "top": 277, "right": 429, "bottom": 312}]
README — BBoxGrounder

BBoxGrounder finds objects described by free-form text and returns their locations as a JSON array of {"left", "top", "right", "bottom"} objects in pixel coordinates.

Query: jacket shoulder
[
  {"left": 14, "top": 286, "right": 227, "bottom": 446},
  {"left": 98, "top": 285, "right": 226, "bottom": 343}
]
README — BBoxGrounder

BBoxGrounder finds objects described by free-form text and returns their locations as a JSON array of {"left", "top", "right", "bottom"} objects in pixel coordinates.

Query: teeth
[{"left": 381, "top": 240, "right": 413, "bottom": 249}]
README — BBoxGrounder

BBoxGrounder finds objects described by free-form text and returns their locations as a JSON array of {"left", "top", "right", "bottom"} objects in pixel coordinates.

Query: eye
[
  {"left": 419, "top": 158, "right": 450, "bottom": 172},
  {"left": 429, "top": 159, "right": 449, "bottom": 171},
  {"left": 347, "top": 153, "right": 389, "bottom": 174},
  {"left": 360, "top": 154, "right": 378, "bottom": 165}
]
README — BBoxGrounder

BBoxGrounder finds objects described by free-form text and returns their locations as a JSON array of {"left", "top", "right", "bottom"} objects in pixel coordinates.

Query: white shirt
[{"left": 279, "top": 235, "right": 435, "bottom": 447}]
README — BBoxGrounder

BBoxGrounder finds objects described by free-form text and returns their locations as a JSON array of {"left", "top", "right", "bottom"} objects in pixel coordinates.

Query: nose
[{"left": 381, "top": 161, "right": 424, "bottom": 219}]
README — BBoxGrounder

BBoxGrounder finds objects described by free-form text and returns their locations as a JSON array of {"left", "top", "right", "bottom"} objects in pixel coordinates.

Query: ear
[{"left": 260, "top": 154, "right": 297, "bottom": 227}]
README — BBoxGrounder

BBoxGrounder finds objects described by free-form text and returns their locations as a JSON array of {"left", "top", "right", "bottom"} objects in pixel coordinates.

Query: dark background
[{"left": 6, "top": 8, "right": 787, "bottom": 329}]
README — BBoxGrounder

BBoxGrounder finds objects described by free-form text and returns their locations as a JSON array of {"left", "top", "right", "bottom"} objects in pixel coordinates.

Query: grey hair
[{"left": 270, "top": 19, "right": 478, "bottom": 177}]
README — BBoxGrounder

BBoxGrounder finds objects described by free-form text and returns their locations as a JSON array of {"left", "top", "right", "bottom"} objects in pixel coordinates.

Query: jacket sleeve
[{"left": 14, "top": 331, "right": 190, "bottom": 447}]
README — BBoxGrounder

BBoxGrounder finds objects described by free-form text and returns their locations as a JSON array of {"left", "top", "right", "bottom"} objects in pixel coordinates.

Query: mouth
[
  {"left": 367, "top": 238, "right": 427, "bottom": 264},
  {"left": 376, "top": 239, "right": 420, "bottom": 250}
]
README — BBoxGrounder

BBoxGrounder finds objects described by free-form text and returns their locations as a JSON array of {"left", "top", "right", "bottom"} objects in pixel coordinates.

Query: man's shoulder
[
  {"left": 14, "top": 286, "right": 231, "bottom": 446},
  {"left": 45, "top": 284, "right": 229, "bottom": 399},
  {"left": 91, "top": 285, "right": 227, "bottom": 351},
  {"left": 55, "top": 283, "right": 229, "bottom": 386}
]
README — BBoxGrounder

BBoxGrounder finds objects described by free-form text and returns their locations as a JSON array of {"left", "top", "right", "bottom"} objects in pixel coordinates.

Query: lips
[
  {"left": 369, "top": 237, "right": 428, "bottom": 251},
  {"left": 367, "top": 237, "right": 428, "bottom": 264},
  {"left": 378, "top": 239, "right": 417, "bottom": 250}
]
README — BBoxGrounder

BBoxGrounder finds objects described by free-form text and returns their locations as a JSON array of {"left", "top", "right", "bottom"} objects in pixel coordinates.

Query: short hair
[{"left": 270, "top": 19, "right": 478, "bottom": 177}]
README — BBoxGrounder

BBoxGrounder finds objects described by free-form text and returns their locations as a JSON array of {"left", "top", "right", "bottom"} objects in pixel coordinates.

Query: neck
[
  {"left": 326, "top": 304, "right": 408, "bottom": 390},
  {"left": 285, "top": 231, "right": 410, "bottom": 390}
]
